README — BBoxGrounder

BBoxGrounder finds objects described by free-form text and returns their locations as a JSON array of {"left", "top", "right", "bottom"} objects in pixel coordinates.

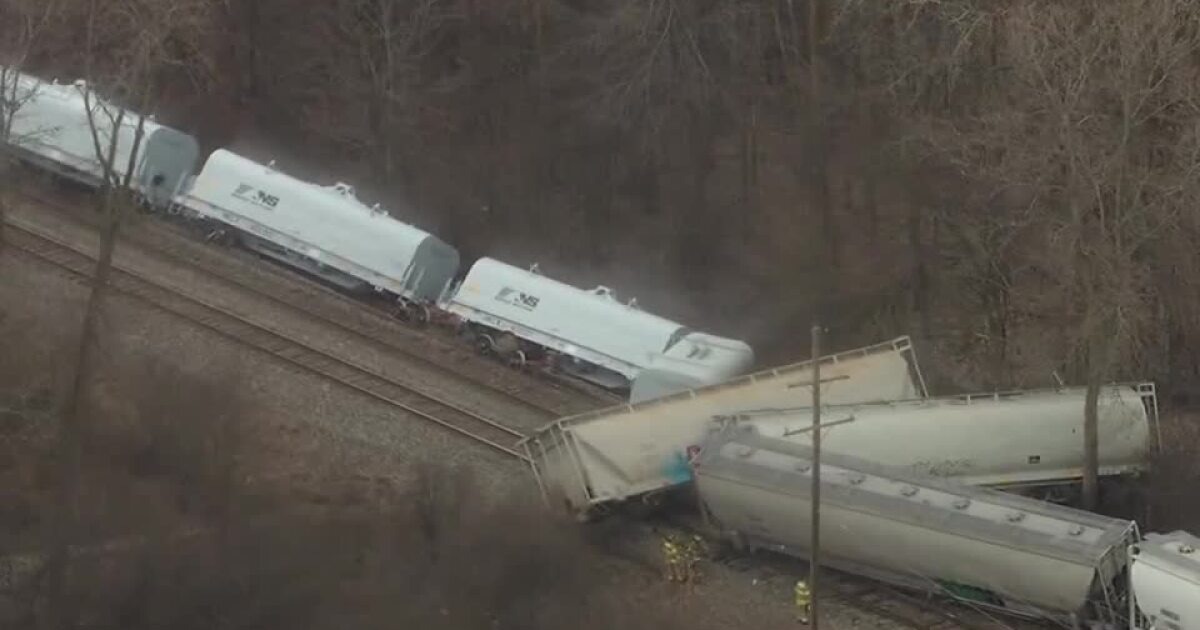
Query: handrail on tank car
[{"left": 1134, "top": 382, "right": 1162, "bottom": 454}]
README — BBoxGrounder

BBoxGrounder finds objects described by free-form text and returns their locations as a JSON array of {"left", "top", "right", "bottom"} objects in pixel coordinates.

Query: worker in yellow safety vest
[
  {"left": 661, "top": 534, "right": 685, "bottom": 582},
  {"left": 795, "top": 580, "right": 812, "bottom": 624},
  {"left": 683, "top": 534, "right": 708, "bottom": 583}
]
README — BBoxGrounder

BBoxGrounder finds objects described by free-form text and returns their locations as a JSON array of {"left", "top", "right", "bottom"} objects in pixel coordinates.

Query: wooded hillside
[{"left": 10, "top": 0, "right": 1200, "bottom": 396}]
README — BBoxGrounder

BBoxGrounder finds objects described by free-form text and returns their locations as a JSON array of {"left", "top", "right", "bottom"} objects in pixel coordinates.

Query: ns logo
[
  {"left": 233, "top": 183, "right": 280, "bottom": 210},
  {"left": 495, "top": 287, "right": 540, "bottom": 310}
]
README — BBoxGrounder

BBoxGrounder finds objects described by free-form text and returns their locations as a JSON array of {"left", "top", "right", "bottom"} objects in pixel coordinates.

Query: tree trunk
[
  {"left": 1082, "top": 317, "right": 1117, "bottom": 511},
  {"left": 41, "top": 195, "right": 122, "bottom": 630},
  {"left": 1, "top": 113, "right": 13, "bottom": 254},
  {"left": 242, "top": 0, "right": 262, "bottom": 102},
  {"left": 740, "top": 108, "right": 758, "bottom": 241},
  {"left": 907, "top": 204, "right": 932, "bottom": 342},
  {"left": 807, "top": 0, "right": 837, "bottom": 272},
  {"left": 0, "top": 166, "right": 8, "bottom": 254},
  {"left": 1082, "top": 368, "right": 1101, "bottom": 512}
]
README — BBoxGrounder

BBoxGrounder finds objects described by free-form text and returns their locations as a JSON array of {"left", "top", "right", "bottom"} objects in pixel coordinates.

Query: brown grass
[
  {"left": 0, "top": 317, "right": 690, "bottom": 629},
  {"left": 8, "top": 462, "right": 690, "bottom": 630}
]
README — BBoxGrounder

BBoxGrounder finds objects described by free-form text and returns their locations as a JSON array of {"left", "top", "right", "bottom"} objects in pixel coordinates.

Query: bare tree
[
  {"left": 575, "top": 0, "right": 741, "bottom": 283},
  {"left": 983, "top": 0, "right": 1200, "bottom": 508},
  {"left": 38, "top": 1, "right": 213, "bottom": 627},
  {"left": 867, "top": 0, "right": 1200, "bottom": 505},
  {"left": 0, "top": 0, "right": 56, "bottom": 253},
  {"left": 334, "top": 0, "right": 448, "bottom": 186}
]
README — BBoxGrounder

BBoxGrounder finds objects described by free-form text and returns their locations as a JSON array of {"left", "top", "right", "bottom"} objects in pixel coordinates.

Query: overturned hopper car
[
  {"left": 521, "top": 336, "right": 927, "bottom": 519},
  {"left": 692, "top": 422, "right": 1139, "bottom": 625},
  {"left": 734, "top": 382, "right": 1159, "bottom": 490},
  {"left": 1129, "top": 531, "right": 1200, "bottom": 630}
]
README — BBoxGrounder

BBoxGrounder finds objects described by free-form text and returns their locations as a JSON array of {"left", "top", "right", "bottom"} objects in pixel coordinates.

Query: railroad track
[
  {"left": 12, "top": 182, "right": 622, "bottom": 415},
  {"left": 3, "top": 217, "right": 531, "bottom": 462}
]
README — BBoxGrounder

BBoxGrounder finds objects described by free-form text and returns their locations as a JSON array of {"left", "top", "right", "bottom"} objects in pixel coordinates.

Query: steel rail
[{"left": 4, "top": 217, "right": 530, "bottom": 462}]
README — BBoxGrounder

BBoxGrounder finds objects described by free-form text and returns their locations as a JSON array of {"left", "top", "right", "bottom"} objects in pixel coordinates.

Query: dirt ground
[{"left": 0, "top": 236, "right": 918, "bottom": 628}]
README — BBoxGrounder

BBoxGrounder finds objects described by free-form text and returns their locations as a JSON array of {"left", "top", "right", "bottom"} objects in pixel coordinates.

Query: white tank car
[
  {"left": 1129, "top": 531, "right": 1200, "bottom": 630},
  {"left": 442, "top": 257, "right": 754, "bottom": 396},
  {"left": 692, "top": 423, "right": 1139, "bottom": 624},
  {"left": 734, "top": 382, "right": 1159, "bottom": 489},
  {"left": 4, "top": 70, "right": 198, "bottom": 209},
  {"left": 520, "top": 337, "right": 926, "bottom": 518},
  {"left": 176, "top": 149, "right": 459, "bottom": 305}
]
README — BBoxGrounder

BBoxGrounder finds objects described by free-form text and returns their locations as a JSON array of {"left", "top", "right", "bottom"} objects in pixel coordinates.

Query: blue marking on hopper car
[{"left": 663, "top": 450, "right": 693, "bottom": 484}]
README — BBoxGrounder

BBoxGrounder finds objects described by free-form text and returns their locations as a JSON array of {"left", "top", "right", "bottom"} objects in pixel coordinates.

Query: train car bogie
[{"left": 388, "top": 300, "right": 432, "bottom": 326}]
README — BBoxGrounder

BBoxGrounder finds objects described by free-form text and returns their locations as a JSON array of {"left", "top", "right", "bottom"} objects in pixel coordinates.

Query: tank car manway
[
  {"left": 13, "top": 182, "right": 587, "bottom": 419},
  {"left": 3, "top": 217, "right": 531, "bottom": 462}
]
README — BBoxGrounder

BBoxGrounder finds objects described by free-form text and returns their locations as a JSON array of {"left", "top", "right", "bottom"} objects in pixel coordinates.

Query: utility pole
[
  {"left": 806, "top": 1, "right": 825, "bottom": 621},
  {"left": 809, "top": 323, "right": 821, "bottom": 630}
]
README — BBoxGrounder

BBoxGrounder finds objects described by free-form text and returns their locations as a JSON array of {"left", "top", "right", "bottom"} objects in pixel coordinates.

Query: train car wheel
[
  {"left": 413, "top": 304, "right": 431, "bottom": 327},
  {"left": 476, "top": 334, "right": 496, "bottom": 356},
  {"left": 506, "top": 350, "right": 527, "bottom": 370},
  {"left": 492, "top": 333, "right": 520, "bottom": 356},
  {"left": 204, "top": 228, "right": 232, "bottom": 246}
]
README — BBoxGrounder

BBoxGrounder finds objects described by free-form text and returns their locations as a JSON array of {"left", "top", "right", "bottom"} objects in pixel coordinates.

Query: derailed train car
[
  {"left": 692, "top": 422, "right": 1140, "bottom": 624},
  {"left": 175, "top": 149, "right": 460, "bottom": 314},
  {"left": 5, "top": 71, "right": 199, "bottom": 209},
  {"left": 1129, "top": 531, "right": 1200, "bottom": 629},
  {"left": 733, "top": 382, "right": 1159, "bottom": 490},
  {"left": 521, "top": 337, "right": 927, "bottom": 518},
  {"left": 442, "top": 257, "right": 754, "bottom": 398}
]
